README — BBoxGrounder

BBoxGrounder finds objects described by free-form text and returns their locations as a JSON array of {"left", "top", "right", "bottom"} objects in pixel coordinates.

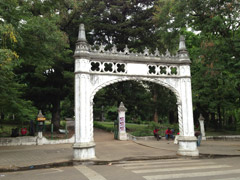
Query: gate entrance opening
[{"left": 73, "top": 24, "right": 199, "bottom": 160}]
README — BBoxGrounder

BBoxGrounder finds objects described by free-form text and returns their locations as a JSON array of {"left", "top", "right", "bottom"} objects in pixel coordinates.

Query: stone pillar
[
  {"left": 37, "top": 132, "right": 43, "bottom": 145},
  {"left": 177, "top": 35, "right": 199, "bottom": 157},
  {"left": 118, "top": 102, "right": 128, "bottom": 140},
  {"left": 198, "top": 114, "right": 206, "bottom": 140},
  {"left": 73, "top": 24, "right": 95, "bottom": 160}
]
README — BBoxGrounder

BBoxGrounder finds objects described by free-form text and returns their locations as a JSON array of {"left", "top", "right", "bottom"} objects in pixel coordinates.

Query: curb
[
  {"left": 1, "top": 153, "right": 240, "bottom": 173},
  {"left": 0, "top": 155, "right": 179, "bottom": 173}
]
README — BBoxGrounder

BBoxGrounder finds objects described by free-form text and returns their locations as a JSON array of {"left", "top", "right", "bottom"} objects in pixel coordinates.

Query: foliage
[
  {"left": 94, "top": 121, "right": 179, "bottom": 137},
  {"left": 93, "top": 81, "right": 177, "bottom": 124},
  {"left": 0, "top": 22, "right": 37, "bottom": 123},
  {"left": 0, "top": 0, "right": 240, "bottom": 133},
  {"left": 94, "top": 121, "right": 115, "bottom": 132},
  {"left": 154, "top": 0, "right": 240, "bottom": 130},
  {"left": 81, "top": 0, "right": 158, "bottom": 51}
]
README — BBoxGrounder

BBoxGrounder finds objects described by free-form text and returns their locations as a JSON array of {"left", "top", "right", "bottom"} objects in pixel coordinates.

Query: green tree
[
  {"left": 0, "top": 22, "right": 37, "bottom": 123},
  {"left": 80, "top": 0, "right": 157, "bottom": 51},
  {"left": 16, "top": 16, "right": 72, "bottom": 130},
  {"left": 154, "top": 0, "right": 240, "bottom": 129}
]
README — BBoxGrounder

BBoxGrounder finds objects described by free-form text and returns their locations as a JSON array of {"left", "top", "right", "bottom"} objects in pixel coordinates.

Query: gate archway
[{"left": 73, "top": 24, "right": 199, "bottom": 160}]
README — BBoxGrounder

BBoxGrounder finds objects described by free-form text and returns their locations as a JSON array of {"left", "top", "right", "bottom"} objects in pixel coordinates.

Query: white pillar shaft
[
  {"left": 74, "top": 67, "right": 95, "bottom": 159},
  {"left": 118, "top": 102, "right": 127, "bottom": 140},
  {"left": 177, "top": 78, "right": 199, "bottom": 156},
  {"left": 75, "top": 74, "right": 92, "bottom": 143},
  {"left": 181, "top": 78, "right": 195, "bottom": 136},
  {"left": 199, "top": 120, "right": 206, "bottom": 140}
]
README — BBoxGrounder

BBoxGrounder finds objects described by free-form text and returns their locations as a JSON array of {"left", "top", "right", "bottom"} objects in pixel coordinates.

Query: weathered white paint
[
  {"left": 73, "top": 24, "right": 199, "bottom": 160},
  {"left": 118, "top": 102, "right": 128, "bottom": 140},
  {"left": 37, "top": 132, "right": 43, "bottom": 145},
  {"left": 199, "top": 114, "right": 206, "bottom": 140},
  {"left": 0, "top": 135, "right": 74, "bottom": 146},
  {"left": 75, "top": 165, "right": 107, "bottom": 180}
]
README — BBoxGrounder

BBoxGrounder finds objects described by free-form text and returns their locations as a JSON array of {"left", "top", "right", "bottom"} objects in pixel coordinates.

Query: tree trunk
[
  {"left": 211, "top": 112, "right": 216, "bottom": 129},
  {"left": 153, "top": 109, "right": 158, "bottom": 123},
  {"left": 218, "top": 106, "right": 222, "bottom": 129},
  {"left": 52, "top": 99, "right": 61, "bottom": 131}
]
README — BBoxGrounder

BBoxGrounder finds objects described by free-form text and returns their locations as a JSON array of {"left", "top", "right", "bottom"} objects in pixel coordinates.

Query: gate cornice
[
  {"left": 74, "top": 24, "right": 191, "bottom": 65},
  {"left": 85, "top": 52, "right": 191, "bottom": 64}
]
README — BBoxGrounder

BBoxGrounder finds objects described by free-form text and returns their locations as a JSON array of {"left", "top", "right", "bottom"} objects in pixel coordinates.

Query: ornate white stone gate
[{"left": 73, "top": 24, "right": 199, "bottom": 160}]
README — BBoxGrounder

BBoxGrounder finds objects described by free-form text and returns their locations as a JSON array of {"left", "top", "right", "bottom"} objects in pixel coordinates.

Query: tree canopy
[{"left": 0, "top": 0, "right": 239, "bottom": 131}]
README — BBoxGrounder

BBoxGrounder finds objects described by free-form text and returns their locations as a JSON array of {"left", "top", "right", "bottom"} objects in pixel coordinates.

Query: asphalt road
[{"left": 1, "top": 157, "right": 240, "bottom": 180}]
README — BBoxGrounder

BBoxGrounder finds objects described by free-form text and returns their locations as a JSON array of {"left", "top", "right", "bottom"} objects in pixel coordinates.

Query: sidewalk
[{"left": 0, "top": 129, "right": 240, "bottom": 172}]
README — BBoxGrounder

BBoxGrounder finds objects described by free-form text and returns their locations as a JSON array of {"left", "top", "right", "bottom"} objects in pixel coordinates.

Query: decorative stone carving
[
  {"left": 74, "top": 24, "right": 198, "bottom": 160},
  {"left": 124, "top": 45, "right": 130, "bottom": 55},
  {"left": 144, "top": 47, "right": 149, "bottom": 56},
  {"left": 90, "top": 61, "right": 127, "bottom": 74},
  {"left": 111, "top": 44, "right": 118, "bottom": 54},
  {"left": 178, "top": 35, "right": 190, "bottom": 61},
  {"left": 154, "top": 48, "right": 160, "bottom": 57},
  {"left": 89, "top": 43, "right": 187, "bottom": 61},
  {"left": 177, "top": 102, "right": 183, "bottom": 135},
  {"left": 74, "top": 24, "right": 90, "bottom": 58},
  {"left": 148, "top": 65, "right": 179, "bottom": 76},
  {"left": 165, "top": 49, "right": 171, "bottom": 57},
  {"left": 98, "top": 43, "right": 105, "bottom": 53}
]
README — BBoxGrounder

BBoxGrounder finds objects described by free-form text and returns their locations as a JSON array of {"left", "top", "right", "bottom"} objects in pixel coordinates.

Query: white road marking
[
  {"left": 133, "top": 165, "right": 231, "bottom": 173},
  {"left": 75, "top": 165, "right": 106, "bottom": 180},
  {"left": 123, "top": 162, "right": 216, "bottom": 170},
  {"left": 116, "top": 159, "right": 202, "bottom": 167},
  {"left": 37, "top": 168, "right": 63, "bottom": 175},
  {"left": 210, "top": 178, "right": 240, "bottom": 180},
  {"left": 143, "top": 169, "right": 240, "bottom": 180}
]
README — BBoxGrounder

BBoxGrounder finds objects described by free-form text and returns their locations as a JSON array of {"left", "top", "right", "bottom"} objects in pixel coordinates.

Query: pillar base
[
  {"left": 202, "top": 136, "right": 206, "bottom": 140},
  {"left": 177, "top": 136, "right": 199, "bottom": 157},
  {"left": 118, "top": 132, "right": 128, "bottom": 141},
  {"left": 73, "top": 142, "right": 96, "bottom": 160}
]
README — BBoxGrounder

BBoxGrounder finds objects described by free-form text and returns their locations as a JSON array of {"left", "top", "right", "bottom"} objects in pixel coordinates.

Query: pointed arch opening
[{"left": 90, "top": 77, "right": 181, "bottom": 141}]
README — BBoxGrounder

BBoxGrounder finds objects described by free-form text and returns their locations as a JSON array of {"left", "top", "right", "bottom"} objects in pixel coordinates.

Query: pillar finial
[
  {"left": 118, "top": 102, "right": 127, "bottom": 112},
  {"left": 178, "top": 35, "right": 190, "bottom": 61},
  {"left": 78, "top": 24, "right": 86, "bottom": 42},
  {"left": 37, "top": 110, "right": 44, "bottom": 118},
  {"left": 74, "top": 24, "right": 89, "bottom": 57},
  {"left": 179, "top": 35, "right": 186, "bottom": 51},
  {"left": 198, "top": 114, "right": 204, "bottom": 121}
]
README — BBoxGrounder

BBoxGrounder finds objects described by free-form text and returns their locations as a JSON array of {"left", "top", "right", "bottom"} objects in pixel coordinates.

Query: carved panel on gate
[
  {"left": 90, "top": 61, "right": 127, "bottom": 74},
  {"left": 148, "top": 65, "right": 179, "bottom": 76}
]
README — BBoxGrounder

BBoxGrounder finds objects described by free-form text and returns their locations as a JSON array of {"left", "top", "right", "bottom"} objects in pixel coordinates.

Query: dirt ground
[
  {"left": 43, "top": 127, "right": 75, "bottom": 139},
  {"left": 43, "top": 128, "right": 114, "bottom": 140}
]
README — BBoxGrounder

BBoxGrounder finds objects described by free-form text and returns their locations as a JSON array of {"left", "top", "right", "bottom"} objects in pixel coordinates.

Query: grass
[
  {"left": 2, "top": 121, "right": 240, "bottom": 137},
  {"left": 205, "top": 129, "right": 240, "bottom": 136},
  {"left": 0, "top": 120, "right": 67, "bottom": 137},
  {"left": 94, "top": 121, "right": 173, "bottom": 137},
  {"left": 0, "top": 124, "right": 25, "bottom": 137},
  {"left": 94, "top": 121, "right": 240, "bottom": 137}
]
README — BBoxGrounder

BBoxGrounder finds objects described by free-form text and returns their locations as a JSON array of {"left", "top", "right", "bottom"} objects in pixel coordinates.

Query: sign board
[
  {"left": 119, "top": 117, "right": 125, "bottom": 132},
  {"left": 37, "top": 117, "right": 46, "bottom": 121}
]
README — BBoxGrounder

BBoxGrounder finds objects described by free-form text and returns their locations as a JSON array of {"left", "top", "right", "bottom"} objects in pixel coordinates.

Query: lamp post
[{"left": 36, "top": 110, "right": 46, "bottom": 145}]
